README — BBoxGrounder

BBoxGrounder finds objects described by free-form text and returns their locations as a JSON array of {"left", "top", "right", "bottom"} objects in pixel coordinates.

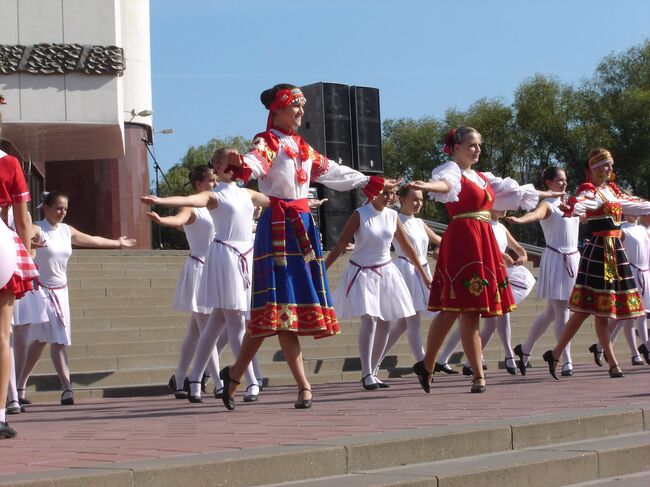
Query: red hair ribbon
[{"left": 443, "top": 128, "right": 457, "bottom": 155}]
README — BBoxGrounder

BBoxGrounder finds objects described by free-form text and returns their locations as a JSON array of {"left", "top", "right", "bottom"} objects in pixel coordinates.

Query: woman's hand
[
  {"left": 118, "top": 236, "right": 137, "bottom": 248},
  {"left": 504, "top": 216, "right": 522, "bottom": 225},
  {"left": 512, "top": 254, "right": 527, "bottom": 266},
  {"left": 308, "top": 198, "right": 328, "bottom": 208},
  {"left": 382, "top": 178, "right": 403, "bottom": 192},
  {"left": 145, "top": 211, "right": 162, "bottom": 224},
  {"left": 140, "top": 195, "right": 160, "bottom": 205},
  {"left": 502, "top": 253, "right": 515, "bottom": 267},
  {"left": 538, "top": 190, "right": 565, "bottom": 199}
]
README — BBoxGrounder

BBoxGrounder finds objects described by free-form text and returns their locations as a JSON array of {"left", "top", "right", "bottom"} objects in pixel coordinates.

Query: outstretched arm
[
  {"left": 408, "top": 180, "right": 451, "bottom": 194},
  {"left": 325, "top": 211, "right": 360, "bottom": 269},
  {"left": 140, "top": 191, "right": 215, "bottom": 209},
  {"left": 505, "top": 201, "right": 552, "bottom": 225},
  {"left": 246, "top": 189, "right": 270, "bottom": 208},
  {"left": 423, "top": 224, "right": 442, "bottom": 246},
  {"left": 505, "top": 228, "right": 527, "bottom": 265},
  {"left": 70, "top": 226, "right": 136, "bottom": 249},
  {"left": 394, "top": 219, "right": 432, "bottom": 287},
  {"left": 146, "top": 206, "right": 194, "bottom": 228}
]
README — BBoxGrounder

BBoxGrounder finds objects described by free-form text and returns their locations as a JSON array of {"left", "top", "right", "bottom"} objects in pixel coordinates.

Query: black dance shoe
[
  {"left": 294, "top": 388, "right": 312, "bottom": 409},
  {"left": 434, "top": 362, "right": 459, "bottom": 374},
  {"left": 470, "top": 377, "right": 486, "bottom": 393},
  {"left": 504, "top": 357, "right": 517, "bottom": 375},
  {"left": 183, "top": 377, "right": 203, "bottom": 403},
  {"left": 462, "top": 365, "right": 473, "bottom": 376},
  {"left": 608, "top": 364, "right": 625, "bottom": 378},
  {"left": 361, "top": 374, "right": 379, "bottom": 391},
  {"left": 561, "top": 362, "right": 574, "bottom": 377},
  {"left": 513, "top": 344, "right": 529, "bottom": 376},
  {"left": 17, "top": 389, "right": 31, "bottom": 405},
  {"left": 542, "top": 350, "right": 560, "bottom": 380},
  {"left": 60, "top": 389, "right": 74, "bottom": 406},
  {"left": 588, "top": 343, "right": 603, "bottom": 367},
  {"left": 219, "top": 366, "right": 240, "bottom": 411},
  {"left": 243, "top": 384, "right": 259, "bottom": 403},
  {"left": 412, "top": 361, "right": 432, "bottom": 393},
  {"left": 0, "top": 421, "right": 17, "bottom": 439}
]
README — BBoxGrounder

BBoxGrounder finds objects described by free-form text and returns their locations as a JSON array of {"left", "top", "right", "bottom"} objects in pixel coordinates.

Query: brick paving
[{"left": 1, "top": 364, "right": 649, "bottom": 478}]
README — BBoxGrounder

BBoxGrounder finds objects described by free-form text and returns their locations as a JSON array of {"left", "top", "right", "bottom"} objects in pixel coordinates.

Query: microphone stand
[{"left": 142, "top": 140, "right": 173, "bottom": 249}]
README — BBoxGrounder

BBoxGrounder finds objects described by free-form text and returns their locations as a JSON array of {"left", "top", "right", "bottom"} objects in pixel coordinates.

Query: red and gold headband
[
  {"left": 588, "top": 150, "right": 613, "bottom": 169},
  {"left": 267, "top": 88, "right": 306, "bottom": 130}
]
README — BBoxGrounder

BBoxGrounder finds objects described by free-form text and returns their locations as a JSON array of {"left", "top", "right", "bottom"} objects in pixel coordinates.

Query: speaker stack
[{"left": 298, "top": 82, "right": 383, "bottom": 249}]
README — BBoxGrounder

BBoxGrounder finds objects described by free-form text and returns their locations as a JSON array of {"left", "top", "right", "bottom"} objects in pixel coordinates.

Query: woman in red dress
[
  {"left": 410, "top": 127, "right": 559, "bottom": 393},
  {"left": 0, "top": 147, "right": 38, "bottom": 438}
]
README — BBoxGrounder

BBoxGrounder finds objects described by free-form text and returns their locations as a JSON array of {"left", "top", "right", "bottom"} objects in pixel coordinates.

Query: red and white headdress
[{"left": 266, "top": 88, "right": 306, "bottom": 130}]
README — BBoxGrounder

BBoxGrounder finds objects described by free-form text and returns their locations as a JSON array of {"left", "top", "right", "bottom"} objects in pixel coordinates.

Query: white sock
[
  {"left": 174, "top": 314, "right": 201, "bottom": 388},
  {"left": 438, "top": 327, "right": 461, "bottom": 365},
  {"left": 634, "top": 315, "right": 648, "bottom": 345},
  {"left": 379, "top": 318, "right": 407, "bottom": 366},
  {"left": 495, "top": 315, "right": 515, "bottom": 364},
  {"left": 521, "top": 301, "right": 555, "bottom": 363},
  {"left": 621, "top": 320, "right": 638, "bottom": 356},
  {"left": 195, "top": 313, "right": 223, "bottom": 388},
  {"left": 370, "top": 318, "right": 390, "bottom": 376},
  {"left": 358, "top": 315, "right": 378, "bottom": 383},
  {"left": 225, "top": 309, "right": 258, "bottom": 393},
  {"left": 188, "top": 308, "right": 227, "bottom": 395},
  {"left": 404, "top": 313, "right": 425, "bottom": 361}
]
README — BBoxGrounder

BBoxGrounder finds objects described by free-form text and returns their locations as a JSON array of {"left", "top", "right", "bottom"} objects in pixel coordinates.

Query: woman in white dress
[
  {"left": 326, "top": 188, "right": 431, "bottom": 390},
  {"left": 142, "top": 148, "right": 274, "bottom": 404},
  {"left": 17, "top": 191, "right": 136, "bottom": 405},
  {"left": 638, "top": 215, "right": 650, "bottom": 365},
  {"left": 146, "top": 165, "right": 228, "bottom": 399},
  {"left": 377, "top": 186, "right": 441, "bottom": 369},
  {"left": 506, "top": 167, "right": 579, "bottom": 376},
  {"left": 435, "top": 208, "right": 535, "bottom": 375}
]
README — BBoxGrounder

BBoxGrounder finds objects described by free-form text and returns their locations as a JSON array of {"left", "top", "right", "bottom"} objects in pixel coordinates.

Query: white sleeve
[
  {"left": 483, "top": 173, "right": 539, "bottom": 211},
  {"left": 571, "top": 191, "right": 600, "bottom": 216},
  {"left": 314, "top": 158, "right": 371, "bottom": 192},
  {"left": 428, "top": 161, "right": 462, "bottom": 203},
  {"left": 620, "top": 196, "right": 650, "bottom": 216}
]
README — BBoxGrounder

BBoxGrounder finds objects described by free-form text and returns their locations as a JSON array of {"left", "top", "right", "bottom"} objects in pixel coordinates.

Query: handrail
[{"left": 421, "top": 218, "right": 545, "bottom": 257}]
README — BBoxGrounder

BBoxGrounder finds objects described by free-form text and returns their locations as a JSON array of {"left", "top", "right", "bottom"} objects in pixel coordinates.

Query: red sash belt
[
  {"left": 545, "top": 245, "right": 579, "bottom": 278},
  {"left": 268, "top": 197, "right": 314, "bottom": 266},
  {"left": 346, "top": 260, "right": 391, "bottom": 297},
  {"left": 214, "top": 239, "right": 253, "bottom": 289},
  {"left": 37, "top": 281, "right": 67, "bottom": 326}
]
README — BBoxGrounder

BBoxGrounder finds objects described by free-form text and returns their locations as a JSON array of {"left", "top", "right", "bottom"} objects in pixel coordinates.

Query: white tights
[
  {"left": 173, "top": 312, "right": 225, "bottom": 390},
  {"left": 188, "top": 308, "right": 258, "bottom": 397},
  {"left": 378, "top": 312, "right": 425, "bottom": 364},
  {"left": 596, "top": 316, "right": 648, "bottom": 358},
  {"left": 521, "top": 299, "right": 572, "bottom": 367},
  {"left": 358, "top": 314, "right": 390, "bottom": 385}
]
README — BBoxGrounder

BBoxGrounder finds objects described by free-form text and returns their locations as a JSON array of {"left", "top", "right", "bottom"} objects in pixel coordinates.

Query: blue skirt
[{"left": 249, "top": 208, "right": 339, "bottom": 338}]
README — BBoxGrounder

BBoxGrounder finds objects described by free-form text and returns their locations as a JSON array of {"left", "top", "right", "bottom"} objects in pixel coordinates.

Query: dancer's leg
[
  {"left": 423, "top": 311, "right": 459, "bottom": 371},
  {"left": 551, "top": 300, "right": 572, "bottom": 368},
  {"left": 194, "top": 312, "right": 222, "bottom": 387},
  {"left": 370, "top": 318, "right": 390, "bottom": 374},
  {"left": 228, "top": 331, "right": 265, "bottom": 395},
  {"left": 596, "top": 316, "right": 620, "bottom": 373},
  {"left": 12, "top": 324, "right": 31, "bottom": 389},
  {"left": 173, "top": 314, "right": 200, "bottom": 387},
  {"left": 0, "top": 292, "right": 13, "bottom": 422},
  {"left": 277, "top": 331, "right": 310, "bottom": 400},
  {"left": 459, "top": 313, "right": 483, "bottom": 384},
  {"left": 50, "top": 343, "right": 73, "bottom": 393},
  {"left": 404, "top": 313, "right": 425, "bottom": 361},
  {"left": 620, "top": 320, "right": 639, "bottom": 358},
  {"left": 17, "top": 340, "right": 47, "bottom": 391},
  {"left": 7, "top": 331, "right": 18, "bottom": 404},
  {"left": 436, "top": 326, "right": 461, "bottom": 365},
  {"left": 495, "top": 315, "right": 515, "bottom": 369},
  {"left": 358, "top": 314, "right": 377, "bottom": 385},
  {"left": 521, "top": 301, "right": 555, "bottom": 364},
  {"left": 188, "top": 308, "right": 225, "bottom": 397},
  {"left": 551, "top": 312, "right": 588, "bottom": 359},
  {"left": 380, "top": 318, "right": 407, "bottom": 362},
  {"left": 224, "top": 310, "right": 257, "bottom": 393}
]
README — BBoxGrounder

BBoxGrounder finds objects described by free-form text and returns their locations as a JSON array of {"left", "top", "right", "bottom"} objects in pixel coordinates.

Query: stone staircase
[{"left": 23, "top": 249, "right": 645, "bottom": 402}]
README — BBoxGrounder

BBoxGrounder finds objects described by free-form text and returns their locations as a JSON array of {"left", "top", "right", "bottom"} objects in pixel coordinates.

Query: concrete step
[{"left": 566, "top": 471, "right": 650, "bottom": 486}]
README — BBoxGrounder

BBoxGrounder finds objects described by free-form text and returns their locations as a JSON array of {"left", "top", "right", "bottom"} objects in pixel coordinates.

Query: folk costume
[
  {"left": 0, "top": 150, "right": 37, "bottom": 299},
  {"left": 426, "top": 161, "right": 538, "bottom": 316},
  {"left": 228, "top": 88, "right": 384, "bottom": 339},
  {"left": 516, "top": 197, "right": 580, "bottom": 374},
  {"left": 566, "top": 163, "right": 650, "bottom": 319}
]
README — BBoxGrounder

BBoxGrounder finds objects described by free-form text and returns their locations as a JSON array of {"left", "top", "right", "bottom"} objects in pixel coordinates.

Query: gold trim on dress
[{"left": 451, "top": 210, "right": 491, "bottom": 222}]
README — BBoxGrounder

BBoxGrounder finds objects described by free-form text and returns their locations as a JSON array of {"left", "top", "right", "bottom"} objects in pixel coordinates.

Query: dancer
[
  {"left": 146, "top": 165, "right": 227, "bottom": 399},
  {"left": 326, "top": 187, "right": 430, "bottom": 390},
  {"left": 638, "top": 215, "right": 650, "bottom": 365},
  {"left": 378, "top": 186, "right": 441, "bottom": 370},
  {"left": 435, "top": 208, "right": 535, "bottom": 376},
  {"left": 409, "top": 126, "right": 558, "bottom": 393},
  {"left": 506, "top": 167, "right": 579, "bottom": 376},
  {"left": 588, "top": 213, "right": 650, "bottom": 366},
  {"left": 217, "top": 83, "right": 397, "bottom": 410},
  {"left": 17, "top": 191, "right": 135, "bottom": 405},
  {"left": 543, "top": 148, "right": 650, "bottom": 379},
  {"left": 0, "top": 148, "right": 37, "bottom": 438}
]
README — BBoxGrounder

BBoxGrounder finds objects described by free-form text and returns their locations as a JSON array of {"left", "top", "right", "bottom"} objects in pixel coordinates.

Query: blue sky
[{"left": 150, "top": 0, "right": 650, "bottom": 172}]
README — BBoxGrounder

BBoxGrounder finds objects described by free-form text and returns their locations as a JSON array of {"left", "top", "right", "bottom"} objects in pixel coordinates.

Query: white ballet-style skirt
[
  {"left": 29, "top": 285, "right": 71, "bottom": 345},
  {"left": 631, "top": 267, "right": 650, "bottom": 312},
  {"left": 394, "top": 257, "right": 433, "bottom": 316},
  {"left": 536, "top": 248, "right": 579, "bottom": 300},
  {"left": 334, "top": 261, "right": 416, "bottom": 321},
  {"left": 173, "top": 256, "right": 211, "bottom": 315},
  {"left": 197, "top": 239, "right": 253, "bottom": 316},
  {"left": 12, "top": 289, "right": 48, "bottom": 326},
  {"left": 507, "top": 265, "right": 536, "bottom": 305}
]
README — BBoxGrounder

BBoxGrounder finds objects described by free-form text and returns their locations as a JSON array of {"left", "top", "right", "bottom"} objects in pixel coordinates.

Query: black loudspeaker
[
  {"left": 350, "top": 86, "right": 383, "bottom": 173},
  {"left": 299, "top": 82, "right": 355, "bottom": 249}
]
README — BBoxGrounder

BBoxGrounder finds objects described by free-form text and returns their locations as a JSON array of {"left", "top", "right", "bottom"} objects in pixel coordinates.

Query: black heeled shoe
[
  {"left": 169, "top": 375, "right": 188, "bottom": 399},
  {"left": 588, "top": 343, "right": 603, "bottom": 367},
  {"left": 361, "top": 374, "right": 379, "bottom": 391},
  {"left": 504, "top": 356, "right": 517, "bottom": 375},
  {"left": 608, "top": 364, "right": 625, "bottom": 378},
  {"left": 638, "top": 343, "right": 650, "bottom": 365},
  {"left": 470, "top": 376, "right": 486, "bottom": 393},
  {"left": 631, "top": 355, "right": 644, "bottom": 366},
  {"left": 374, "top": 376, "right": 390, "bottom": 388},
  {"left": 542, "top": 350, "right": 560, "bottom": 380},
  {"left": 0, "top": 421, "right": 17, "bottom": 439},
  {"left": 462, "top": 365, "right": 473, "bottom": 376},
  {"left": 17, "top": 389, "right": 31, "bottom": 406},
  {"left": 243, "top": 384, "right": 259, "bottom": 402},
  {"left": 183, "top": 377, "right": 203, "bottom": 403},
  {"left": 434, "top": 362, "right": 459, "bottom": 374},
  {"left": 60, "top": 389, "right": 74, "bottom": 406},
  {"left": 219, "top": 366, "right": 240, "bottom": 411},
  {"left": 201, "top": 373, "right": 209, "bottom": 394},
  {"left": 412, "top": 361, "right": 432, "bottom": 394},
  {"left": 214, "top": 387, "right": 224, "bottom": 399},
  {"left": 294, "top": 388, "right": 312, "bottom": 409},
  {"left": 513, "top": 344, "right": 529, "bottom": 376}
]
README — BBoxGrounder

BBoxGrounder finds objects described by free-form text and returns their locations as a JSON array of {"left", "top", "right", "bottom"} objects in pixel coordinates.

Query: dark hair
[
  {"left": 398, "top": 185, "right": 421, "bottom": 198},
  {"left": 541, "top": 166, "right": 564, "bottom": 186},
  {"left": 41, "top": 191, "right": 68, "bottom": 207},
  {"left": 260, "top": 83, "right": 298, "bottom": 109},
  {"left": 188, "top": 165, "right": 213, "bottom": 190}
]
